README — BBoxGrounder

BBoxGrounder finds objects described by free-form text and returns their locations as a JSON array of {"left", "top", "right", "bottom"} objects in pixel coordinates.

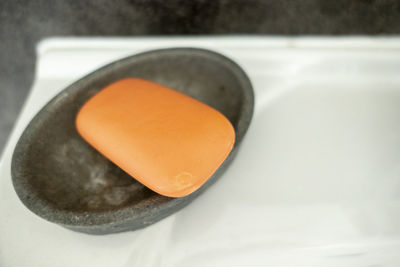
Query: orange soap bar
[{"left": 76, "top": 78, "right": 235, "bottom": 197}]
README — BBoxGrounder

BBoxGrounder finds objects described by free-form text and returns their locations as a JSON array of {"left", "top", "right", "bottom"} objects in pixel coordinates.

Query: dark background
[{"left": 1, "top": 0, "right": 400, "bottom": 152}]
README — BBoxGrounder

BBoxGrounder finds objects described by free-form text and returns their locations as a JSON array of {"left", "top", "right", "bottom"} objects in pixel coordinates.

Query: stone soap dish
[{"left": 11, "top": 48, "right": 254, "bottom": 235}]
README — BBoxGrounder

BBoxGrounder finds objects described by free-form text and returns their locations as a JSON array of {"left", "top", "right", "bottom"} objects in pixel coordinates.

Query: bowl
[{"left": 11, "top": 48, "right": 254, "bottom": 235}]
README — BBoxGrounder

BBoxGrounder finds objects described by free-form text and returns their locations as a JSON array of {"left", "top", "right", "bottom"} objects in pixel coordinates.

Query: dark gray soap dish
[{"left": 11, "top": 48, "right": 254, "bottom": 235}]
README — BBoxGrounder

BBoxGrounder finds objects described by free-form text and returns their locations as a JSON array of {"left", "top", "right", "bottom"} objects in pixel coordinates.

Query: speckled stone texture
[
  {"left": 11, "top": 48, "right": 254, "bottom": 234},
  {"left": 1, "top": 0, "right": 400, "bottom": 151}
]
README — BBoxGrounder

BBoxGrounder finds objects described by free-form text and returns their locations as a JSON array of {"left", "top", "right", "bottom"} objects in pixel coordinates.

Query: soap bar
[{"left": 76, "top": 78, "right": 235, "bottom": 197}]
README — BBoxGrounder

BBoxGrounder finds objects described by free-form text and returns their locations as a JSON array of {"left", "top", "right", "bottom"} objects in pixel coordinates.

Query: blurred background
[{"left": 1, "top": 0, "right": 400, "bottom": 152}]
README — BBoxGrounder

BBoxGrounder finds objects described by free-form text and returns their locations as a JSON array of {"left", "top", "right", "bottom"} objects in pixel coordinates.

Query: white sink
[{"left": 1, "top": 37, "right": 400, "bottom": 267}]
